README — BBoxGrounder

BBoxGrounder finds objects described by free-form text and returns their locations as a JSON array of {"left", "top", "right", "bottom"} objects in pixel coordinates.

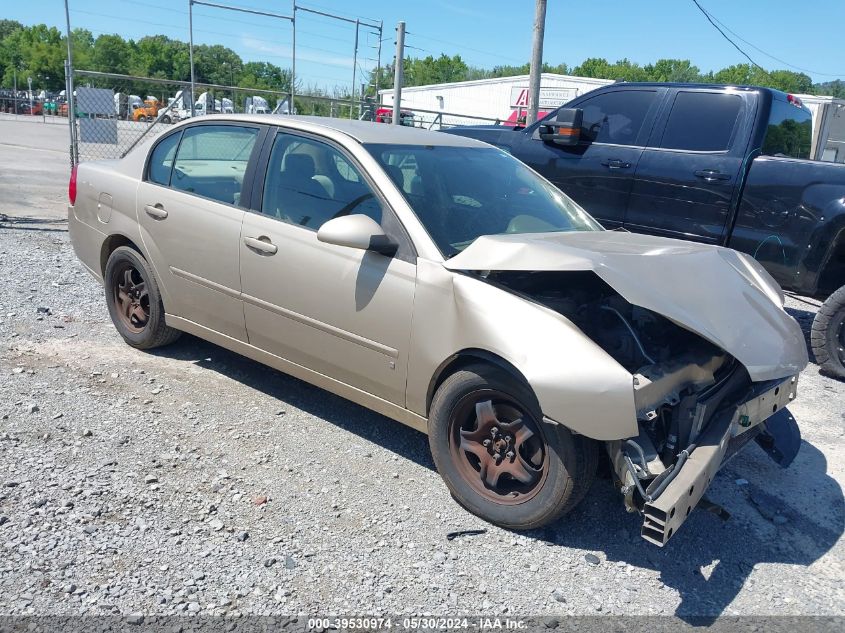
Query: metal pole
[
  {"left": 391, "top": 21, "right": 405, "bottom": 126},
  {"left": 64, "top": 61, "right": 73, "bottom": 147},
  {"left": 527, "top": 0, "right": 546, "bottom": 125},
  {"left": 376, "top": 21, "right": 382, "bottom": 99},
  {"left": 350, "top": 19, "right": 359, "bottom": 119},
  {"left": 64, "top": 0, "right": 78, "bottom": 164},
  {"left": 13, "top": 69, "right": 17, "bottom": 117},
  {"left": 291, "top": 1, "right": 296, "bottom": 112},
  {"left": 189, "top": 0, "right": 196, "bottom": 116}
]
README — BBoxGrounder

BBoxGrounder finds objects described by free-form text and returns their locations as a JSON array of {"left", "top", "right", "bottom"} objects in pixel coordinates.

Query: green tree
[
  {"left": 766, "top": 70, "right": 813, "bottom": 94},
  {"left": 712, "top": 63, "right": 753, "bottom": 85},
  {"left": 0, "top": 19, "right": 23, "bottom": 42},
  {"left": 1, "top": 24, "right": 65, "bottom": 90},
  {"left": 70, "top": 28, "right": 94, "bottom": 70},
  {"left": 92, "top": 34, "right": 133, "bottom": 75},
  {"left": 644, "top": 58, "right": 701, "bottom": 82},
  {"left": 238, "top": 61, "right": 291, "bottom": 92},
  {"left": 404, "top": 54, "right": 468, "bottom": 86},
  {"left": 572, "top": 57, "right": 614, "bottom": 78}
]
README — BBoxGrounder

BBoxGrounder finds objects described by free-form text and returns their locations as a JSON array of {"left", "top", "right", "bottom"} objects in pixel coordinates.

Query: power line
[
  {"left": 702, "top": 7, "right": 844, "bottom": 78},
  {"left": 690, "top": 0, "right": 765, "bottom": 72}
]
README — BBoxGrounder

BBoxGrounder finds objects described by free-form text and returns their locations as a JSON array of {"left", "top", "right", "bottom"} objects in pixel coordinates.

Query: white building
[
  {"left": 795, "top": 93, "right": 845, "bottom": 163},
  {"left": 378, "top": 73, "right": 613, "bottom": 127}
]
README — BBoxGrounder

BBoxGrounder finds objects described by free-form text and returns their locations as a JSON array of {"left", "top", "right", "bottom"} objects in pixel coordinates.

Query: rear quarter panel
[{"left": 69, "top": 159, "right": 146, "bottom": 285}]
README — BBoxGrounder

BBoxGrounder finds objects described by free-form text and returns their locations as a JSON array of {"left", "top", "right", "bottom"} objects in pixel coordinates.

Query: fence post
[
  {"left": 64, "top": 0, "right": 79, "bottom": 165},
  {"left": 64, "top": 60, "right": 76, "bottom": 166}
]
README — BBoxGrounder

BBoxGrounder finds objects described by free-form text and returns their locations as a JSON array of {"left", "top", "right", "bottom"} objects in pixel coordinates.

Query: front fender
[{"left": 406, "top": 259, "right": 637, "bottom": 440}]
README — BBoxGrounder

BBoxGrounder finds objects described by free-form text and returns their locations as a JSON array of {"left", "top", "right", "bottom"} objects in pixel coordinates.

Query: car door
[
  {"left": 624, "top": 89, "right": 751, "bottom": 243},
  {"left": 515, "top": 88, "right": 663, "bottom": 228},
  {"left": 136, "top": 122, "right": 264, "bottom": 341},
  {"left": 239, "top": 129, "right": 416, "bottom": 406}
]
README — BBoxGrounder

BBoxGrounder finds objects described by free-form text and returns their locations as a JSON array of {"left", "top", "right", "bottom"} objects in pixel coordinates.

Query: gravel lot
[{"left": 1, "top": 117, "right": 844, "bottom": 621}]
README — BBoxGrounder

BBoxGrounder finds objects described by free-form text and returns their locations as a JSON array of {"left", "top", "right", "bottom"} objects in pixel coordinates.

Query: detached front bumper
[{"left": 641, "top": 375, "right": 800, "bottom": 546}]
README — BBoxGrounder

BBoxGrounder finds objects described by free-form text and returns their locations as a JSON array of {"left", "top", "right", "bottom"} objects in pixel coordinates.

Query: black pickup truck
[{"left": 445, "top": 83, "right": 845, "bottom": 378}]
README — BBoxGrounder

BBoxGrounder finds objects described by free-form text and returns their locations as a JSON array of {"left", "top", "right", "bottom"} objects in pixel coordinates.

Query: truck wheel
[
  {"left": 428, "top": 363, "right": 597, "bottom": 530},
  {"left": 160, "top": 115, "right": 171, "bottom": 124},
  {"left": 811, "top": 285, "right": 845, "bottom": 379},
  {"left": 104, "top": 246, "right": 181, "bottom": 350}
]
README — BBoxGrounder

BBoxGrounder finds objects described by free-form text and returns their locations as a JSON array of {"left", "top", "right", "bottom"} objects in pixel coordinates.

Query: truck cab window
[
  {"left": 762, "top": 100, "right": 812, "bottom": 159},
  {"left": 660, "top": 92, "right": 742, "bottom": 152},
  {"left": 578, "top": 90, "right": 656, "bottom": 146}
]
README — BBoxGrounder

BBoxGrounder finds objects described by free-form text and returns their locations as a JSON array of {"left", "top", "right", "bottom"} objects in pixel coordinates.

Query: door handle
[
  {"left": 144, "top": 204, "right": 168, "bottom": 220},
  {"left": 243, "top": 236, "right": 278, "bottom": 255},
  {"left": 694, "top": 170, "right": 732, "bottom": 182},
  {"left": 601, "top": 159, "right": 632, "bottom": 169}
]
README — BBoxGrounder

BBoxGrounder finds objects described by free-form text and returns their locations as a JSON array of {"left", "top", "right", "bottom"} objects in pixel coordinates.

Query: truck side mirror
[{"left": 539, "top": 108, "right": 583, "bottom": 146}]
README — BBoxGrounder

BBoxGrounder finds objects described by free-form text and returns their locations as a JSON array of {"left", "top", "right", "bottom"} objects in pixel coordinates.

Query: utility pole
[
  {"left": 350, "top": 19, "right": 359, "bottom": 119},
  {"left": 13, "top": 68, "right": 17, "bottom": 117},
  {"left": 375, "top": 20, "right": 383, "bottom": 99},
  {"left": 391, "top": 21, "right": 405, "bottom": 126},
  {"left": 291, "top": 1, "right": 296, "bottom": 111},
  {"left": 527, "top": 0, "right": 546, "bottom": 125}
]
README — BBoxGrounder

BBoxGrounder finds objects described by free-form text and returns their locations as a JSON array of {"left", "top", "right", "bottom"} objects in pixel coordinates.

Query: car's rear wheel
[
  {"left": 811, "top": 284, "right": 845, "bottom": 379},
  {"left": 428, "top": 364, "right": 597, "bottom": 530},
  {"left": 104, "top": 246, "right": 181, "bottom": 349}
]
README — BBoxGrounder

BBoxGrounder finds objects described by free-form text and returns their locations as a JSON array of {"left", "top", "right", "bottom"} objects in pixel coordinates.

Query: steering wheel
[{"left": 330, "top": 192, "right": 375, "bottom": 220}]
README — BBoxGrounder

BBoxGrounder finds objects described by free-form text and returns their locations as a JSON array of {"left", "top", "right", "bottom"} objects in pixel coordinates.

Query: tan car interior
[{"left": 262, "top": 136, "right": 382, "bottom": 229}]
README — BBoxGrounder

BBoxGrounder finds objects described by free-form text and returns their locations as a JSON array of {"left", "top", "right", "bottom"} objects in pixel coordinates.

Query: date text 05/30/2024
[{"left": 307, "top": 618, "right": 528, "bottom": 630}]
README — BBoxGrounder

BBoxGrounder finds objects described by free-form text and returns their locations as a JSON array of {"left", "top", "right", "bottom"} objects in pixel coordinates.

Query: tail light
[
  {"left": 787, "top": 94, "right": 804, "bottom": 108},
  {"left": 69, "top": 165, "right": 78, "bottom": 205}
]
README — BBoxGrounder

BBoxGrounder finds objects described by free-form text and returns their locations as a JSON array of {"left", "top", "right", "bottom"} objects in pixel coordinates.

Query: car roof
[{"left": 188, "top": 114, "right": 489, "bottom": 147}]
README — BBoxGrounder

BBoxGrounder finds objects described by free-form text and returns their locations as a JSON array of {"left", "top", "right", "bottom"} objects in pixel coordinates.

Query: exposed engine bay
[{"left": 485, "top": 270, "right": 800, "bottom": 545}]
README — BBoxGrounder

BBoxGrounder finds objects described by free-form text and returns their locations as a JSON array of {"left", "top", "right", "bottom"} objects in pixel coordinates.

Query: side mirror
[
  {"left": 317, "top": 214, "right": 398, "bottom": 256},
  {"left": 539, "top": 108, "right": 583, "bottom": 146}
]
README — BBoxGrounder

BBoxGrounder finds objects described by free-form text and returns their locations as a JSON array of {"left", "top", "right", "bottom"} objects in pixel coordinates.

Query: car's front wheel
[
  {"left": 104, "top": 246, "right": 181, "bottom": 349},
  {"left": 428, "top": 364, "right": 597, "bottom": 530}
]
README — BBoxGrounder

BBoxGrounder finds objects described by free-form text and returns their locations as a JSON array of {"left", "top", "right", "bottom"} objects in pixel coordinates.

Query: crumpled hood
[{"left": 444, "top": 231, "right": 808, "bottom": 381}]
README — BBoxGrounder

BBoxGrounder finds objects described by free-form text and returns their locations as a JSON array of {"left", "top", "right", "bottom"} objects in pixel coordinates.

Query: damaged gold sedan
[{"left": 68, "top": 116, "right": 808, "bottom": 544}]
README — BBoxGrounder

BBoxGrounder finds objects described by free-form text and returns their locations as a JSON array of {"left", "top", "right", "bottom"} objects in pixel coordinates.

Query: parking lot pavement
[{"left": 0, "top": 118, "right": 844, "bottom": 619}]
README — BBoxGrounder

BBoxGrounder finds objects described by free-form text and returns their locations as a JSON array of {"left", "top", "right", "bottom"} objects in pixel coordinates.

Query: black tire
[
  {"left": 811, "top": 285, "right": 845, "bottom": 380},
  {"left": 160, "top": 115, "right": 171, "bottom": 124},
  {"left": 104, "top": 246, "right": 181, "bottom": 350},
  {"left": 428, "top": 363, "right": 598, "bottom": 530}
]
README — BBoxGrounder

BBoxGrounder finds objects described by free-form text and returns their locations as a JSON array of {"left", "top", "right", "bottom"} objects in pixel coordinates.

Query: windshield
[{"left": 364, "top": 144, "right": 602, "bottom": 257}]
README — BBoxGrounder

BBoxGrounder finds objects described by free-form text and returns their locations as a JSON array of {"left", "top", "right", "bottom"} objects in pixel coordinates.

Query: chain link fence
[
  {"left": 68, "top": 70, "right": 374, "bottom": 164},
  {"left": 63, "top": 70, "right": 509, "bottom": 165}
]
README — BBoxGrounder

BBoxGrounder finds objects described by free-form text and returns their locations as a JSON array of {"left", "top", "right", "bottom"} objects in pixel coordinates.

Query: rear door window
[
  {"left": 659, "top": 91, "right": 743, "bottom": 152},
  {"left": 148, "top": 132, "right": 181, "bottom": 186},
  {"left": 171, "top": 125, "right": 258, "bottom": 206},
  {"left": 763, "top": 99, "right": 812, "bottom": 159}
]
